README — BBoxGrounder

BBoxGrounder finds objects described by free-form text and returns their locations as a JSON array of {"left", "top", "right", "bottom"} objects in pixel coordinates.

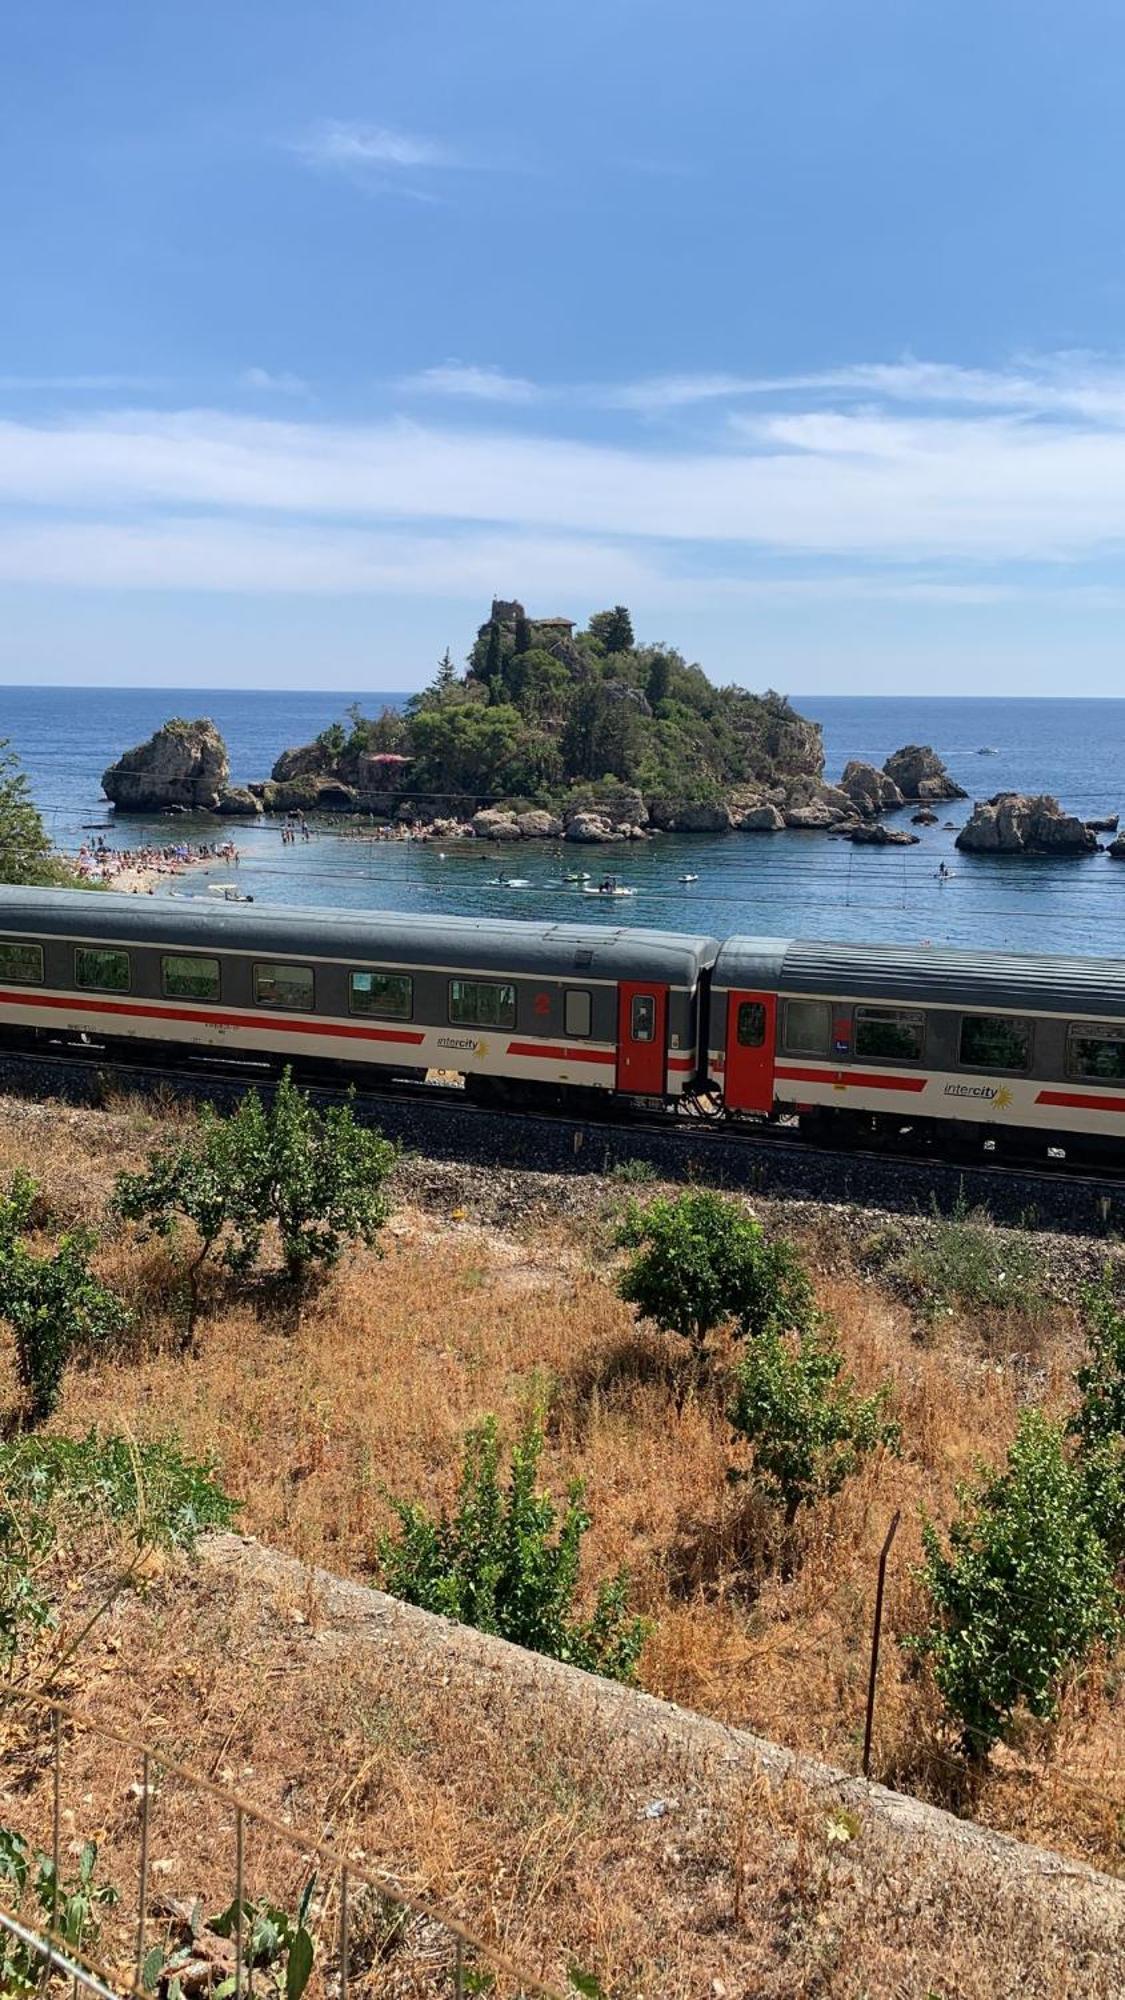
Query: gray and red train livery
[{"left": 0, "top": 887, "right": 1121, "bottom": 1163}]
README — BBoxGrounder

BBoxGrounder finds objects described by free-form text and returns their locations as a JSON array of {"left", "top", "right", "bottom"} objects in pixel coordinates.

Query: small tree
[
  {"left": 588, "top": 606, "right": 634, "bottom": 655},
  {"left": 114, "top": 1071, "right": 397, "bottom": 1337},
  {"left": 616, "top": 1190, "right": 815, "bottom": 1398},
  {"left": 1068, "top": 1275, "right": 1125, "bottom": 1564},
  {"left": 0, "top": 739, "right": 74, "bottom": 887},
  {"left": 0, "top": 1176, "right": 130, "bottom": 1425},
  {"left": 907, "top": 1410, "right": 1118, "bottom": 1758},
  {"left": 730, "top": 1324, "right": 898, "bottom": 1525},
  {"left": 378, "top": 1412, "right": 648, "bottom": 1682}
]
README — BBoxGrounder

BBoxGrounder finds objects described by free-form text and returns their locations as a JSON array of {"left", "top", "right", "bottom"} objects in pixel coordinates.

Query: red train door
[
  {"left": 723, "top": 990, "right": 777, "bottom": 1114},
  {"left": 616, "top": 981, "right": 668, "bottom": 1095}
]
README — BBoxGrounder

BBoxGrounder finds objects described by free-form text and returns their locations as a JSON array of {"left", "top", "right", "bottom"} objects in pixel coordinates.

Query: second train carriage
[
  {"left": 711, "top": 935, "right": 1125, "bottom": 1155},
  {"left": 0, "top": 888, "right": 720, "bottom": 1104}
]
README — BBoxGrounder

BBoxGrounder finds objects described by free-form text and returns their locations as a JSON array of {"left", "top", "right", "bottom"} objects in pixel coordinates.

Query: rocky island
[
  {"left": 101, "top": 600, "right": 971, "bottom": 847},
  {"left": 103, "top": 599, "right": 1119, "bottom": 858}
]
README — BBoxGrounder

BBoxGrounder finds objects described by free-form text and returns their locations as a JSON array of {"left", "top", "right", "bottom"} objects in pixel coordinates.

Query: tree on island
[{"left": 295, "top": 601, "right": 825, "bottom": 815}]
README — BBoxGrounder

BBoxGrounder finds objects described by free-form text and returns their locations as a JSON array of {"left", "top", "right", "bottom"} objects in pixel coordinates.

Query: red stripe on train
[
  {"left": 0, "top": 988, "right": 427, "bottom": 1046},
  {"left": 775, "top": 1065, "right": 927, "bottom": 1093},
  {"left": 506, "top": 1041, "right": 615, "bottom": 1066},
  {"left": 1036, "top": 1088, "right": 1125, "bottom": 1114}
]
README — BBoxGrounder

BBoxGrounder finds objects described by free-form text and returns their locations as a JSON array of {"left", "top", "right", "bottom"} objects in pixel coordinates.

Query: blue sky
[{"left": 5, "top": 0, "right": 1125, "bottom": 693}]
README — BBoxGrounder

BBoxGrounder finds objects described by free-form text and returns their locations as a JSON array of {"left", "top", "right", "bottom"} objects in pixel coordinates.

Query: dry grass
[{"left": 1, "top": 1091, "right": 1124, "bottom": 1993}]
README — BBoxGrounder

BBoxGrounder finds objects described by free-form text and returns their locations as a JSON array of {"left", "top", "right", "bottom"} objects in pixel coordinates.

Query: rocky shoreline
[
  {"left": 100, "top": 719, "right": 978, "bottom": 846},
  {"left": 99, "top": 713, "right": 1125, "bottom": 858}
]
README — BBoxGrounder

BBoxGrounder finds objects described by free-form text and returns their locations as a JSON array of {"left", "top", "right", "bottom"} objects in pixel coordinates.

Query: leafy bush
[
  {"left": 906, "top": 1410, "right": 1119, "bottom": 1756},
  {"left": 616, "top": 1190, "right": 815, "bottom": 1395},
  {"left": 0, "top": 1430, "right": 234, "bottom": 1669},
  {"left": 0, "top": 1173, "right": 130, "bottom": 1423},
  {"left": 378, "top": 1412, "right": 647, "bottom": 1682},
  {"left": 730, "top": 1324, "right": 899, "bottom": 1524},
  {"left": 114, "top": 1070, "right": 397, "bottom": 1336},
  {"left": 872, "top": 1192, "right": 1047, "bottom": 1324},
  {"left": 0, "top": 1830, "right": 118, "bottom": 1992},
  {"left": 207, "top": 1876, "right": 316, "bottom": 1998},
  {"left": 1068, "top": 1273, "right": 1125, "bottom": 1563}
]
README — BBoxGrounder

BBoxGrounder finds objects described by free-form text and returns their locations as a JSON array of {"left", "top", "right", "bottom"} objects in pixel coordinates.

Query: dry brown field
[{"left": 1, "top": 1090, "right": 1124, "bottom": 1996}]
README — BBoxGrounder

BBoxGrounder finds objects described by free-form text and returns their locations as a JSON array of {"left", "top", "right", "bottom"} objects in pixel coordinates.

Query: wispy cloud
[
  {"left": 398, "top": 363, "right": 541, "bottom": 405},
  {"left": 5, "top": 398, "right": 1125, "bottom": 563},
  {"left": 0, "top": 375, "right": 159, "bottom": 393},
  {"left": 239, "top": 367, "right": 309, "bottom": 396},
  {"left": 294, "top": 120, "right": 456, "bottom": 199}
]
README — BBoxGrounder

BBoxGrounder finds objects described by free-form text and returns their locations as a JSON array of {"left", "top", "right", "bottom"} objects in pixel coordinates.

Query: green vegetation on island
[{"left": 265, "top": 597, "right": 826, "bottom": 830}]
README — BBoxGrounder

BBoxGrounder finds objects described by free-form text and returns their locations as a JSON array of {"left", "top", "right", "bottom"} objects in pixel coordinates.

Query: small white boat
[
  {"left": 486, "top": 876, "right": 531, "bottom": 888},
  {"left": 562, "top": 870, "right": 591, "bottom": 883},
  {"left": 679, "top": 873, "right": 699, "bottom": 883},
  {"left": 583, "top": 884, "right": 636, "bottom": 898}
]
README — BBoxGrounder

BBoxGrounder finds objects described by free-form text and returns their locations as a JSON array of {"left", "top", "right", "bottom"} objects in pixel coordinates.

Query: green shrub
[
  {"left": 0, "top": 1430, "right": 234, "bottom": 1669},
  {"left": 0, "top": 1830, "right": 118, "bottom": 1992},
  {"left": 1068, "top": 1273, "right": 1125, "bottom": 1564},
  {"left": 906, "top": 1410, "right": 1119, "bottom": 1756},
  {"left": 378, "top": 1412, "right": 647, "bottom": 1682},
  {"left": 114, "top": 1069, "right": 398, "bottom": 1338},
  {"left": 616, "top": 1190, "right": 815, "bottom": 1396},
  {"left": 0, "top": 1175, "right": 130, "bottom": 1424},
  {"left": 730, "top": 1324, "right": 899, "bottom": 1525},
  {"left": 875, "top": 1192, "right": 1046, "bottom": 1324}
]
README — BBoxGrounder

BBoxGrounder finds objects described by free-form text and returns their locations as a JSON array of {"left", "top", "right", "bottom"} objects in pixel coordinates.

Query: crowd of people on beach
[{"left": 73, "top": 836, "right": 240, "bottom": 887}]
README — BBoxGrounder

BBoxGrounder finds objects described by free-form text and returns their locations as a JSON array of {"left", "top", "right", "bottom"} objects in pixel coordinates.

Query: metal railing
[{"left": 0, "top": 1686, "right": 572, "bottom": 1998}]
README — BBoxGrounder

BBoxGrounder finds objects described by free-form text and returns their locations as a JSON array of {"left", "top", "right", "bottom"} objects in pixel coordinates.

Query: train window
[
  {"left": 959, "top": 1013, "right": 1031, "bottom": 1072},
  {"left": 0, "top": 941, "right": 43, "bottom": 985},
  {"left": 854, "top": 1006, "right": 925, "bottom": 1062},
  {"left": 75, "top": 947, "right": 130, "bottom": 993},
  {"left": 449, "top": 979, "right": 516, "bottom": 1029},
  {"left": 253, "top": 962, "right": 314, "bottom": 1011},
  {"left": 631, "top": 994, "right": 656, "bottom": 1043},
  {"left": 564, "top": 990, "right": 592, "bottom": 1038},
  {"left": 349, "top": 971, "right": 413, "bottom": 1019},
  {"left": 782, "top": 998, "right": 830, "bottom": 1056},
  {"left": 161, "top": 955, "right": 221, "bottom": 1002},
  {"left": 1066, "top": 1023, "right": 1125, "bottom": 1082},
  {"left": 736, "top": 1000, "right": 766, "bottom": 1048}
]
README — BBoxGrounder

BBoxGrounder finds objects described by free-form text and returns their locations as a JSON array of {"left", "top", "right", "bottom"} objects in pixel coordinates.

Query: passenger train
[{"left": 0, "top": 886, "right": 1123, "bottom": 1164}]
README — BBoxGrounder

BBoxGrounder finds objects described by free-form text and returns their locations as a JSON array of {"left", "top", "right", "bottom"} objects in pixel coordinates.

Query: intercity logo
[{"left": 943, "top": 1082, "right": 1014, "bottom": 1108}]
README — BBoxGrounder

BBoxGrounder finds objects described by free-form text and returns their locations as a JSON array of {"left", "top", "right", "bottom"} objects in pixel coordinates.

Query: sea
[{"left": 5, "top": 685, "right": 1125, "bottom": 960}]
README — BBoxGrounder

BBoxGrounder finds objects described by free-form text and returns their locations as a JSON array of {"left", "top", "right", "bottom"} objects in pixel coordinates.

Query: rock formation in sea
[
  {"left": 101, "top": 718, "right": 231, "bottom": 814},
  {"left": 838, "top": 822, "right": 919, "bottom": 846},
  {"left": 839, "top": 761, "right": 905, "bottom": 818},
  {"left": 955, "top": 794, "right": 1099, "bottom": 855},
  {"left": 881, "top": 745, "right": 967, "bottom": 803}
]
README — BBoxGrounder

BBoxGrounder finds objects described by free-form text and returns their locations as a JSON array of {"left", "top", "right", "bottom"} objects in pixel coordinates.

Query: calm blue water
[{"left": 4, "top": 685, "right": 1125, "bottom": 958}]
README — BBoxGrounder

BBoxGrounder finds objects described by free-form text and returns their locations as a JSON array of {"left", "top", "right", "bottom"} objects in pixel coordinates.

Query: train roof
[
  {"left": 0, "top": 888, "right": 720, "bottom": 984},
  {"left": 713, "top": 936, "right": 1125, "bottom": 1020}
]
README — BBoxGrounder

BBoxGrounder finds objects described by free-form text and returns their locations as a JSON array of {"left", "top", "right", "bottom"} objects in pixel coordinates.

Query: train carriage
[
  {"left": 711, "top": 936, "right": 1125, "bottom": 1158},
  {"left": 0, "top": 888, "right": 719, "bottom": 1106}
]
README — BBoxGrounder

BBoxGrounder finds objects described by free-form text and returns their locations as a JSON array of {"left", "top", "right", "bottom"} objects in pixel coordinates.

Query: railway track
[{"left": 2, "top": 1041, "right": 1124, "bottom": 1236}]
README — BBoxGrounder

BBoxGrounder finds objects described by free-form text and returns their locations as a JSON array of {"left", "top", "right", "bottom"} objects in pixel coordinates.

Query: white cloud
[
  {"left": 6, "top": 402, "right": 1125, "bottom": 563},
  {"left": 239, "top": 367, "right": 309, "bottom": 396},
  {"left": 613, "top": 353, "right": 1125, "bottom": 423},
  {"left": 398, "top": 363, "right": 541, "bottom": 405},
  {"left": 296, "top": 120, "right": 455, "bottom": 174}
]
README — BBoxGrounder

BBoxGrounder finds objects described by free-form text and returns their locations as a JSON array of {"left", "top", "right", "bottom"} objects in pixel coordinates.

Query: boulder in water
[
  {"left": 839, "top": 760, "right": 904, "bottom": 817},
  {"left": 955, "top": 793, "right": 1098, "bottom": 855},
  {"left": 883, "top": 745, "right": 967, "bottom": 802},
  {"left": 102, "top": 718, "right": 229, "bottom": 814}
]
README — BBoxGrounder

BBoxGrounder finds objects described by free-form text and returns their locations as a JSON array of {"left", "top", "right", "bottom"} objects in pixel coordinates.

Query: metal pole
[
  {"left": 454, "top": 1935, "right": 465, "bottom": 1999},
  {"left": 234, "top": 1807, "right": 244, "bottom": 1997},
  {"left": 862, "top": 1510, "right": 901, "bottom": 1780},
  {"left": 338, "top": 1867, "right": 349, "bottom": 2000},
  {"left": 48, "top": 1704, "right": 61, "bottom": 1985},
  {"left": 136, "top": 1750, "right": 151, "bottom": 1984}
]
